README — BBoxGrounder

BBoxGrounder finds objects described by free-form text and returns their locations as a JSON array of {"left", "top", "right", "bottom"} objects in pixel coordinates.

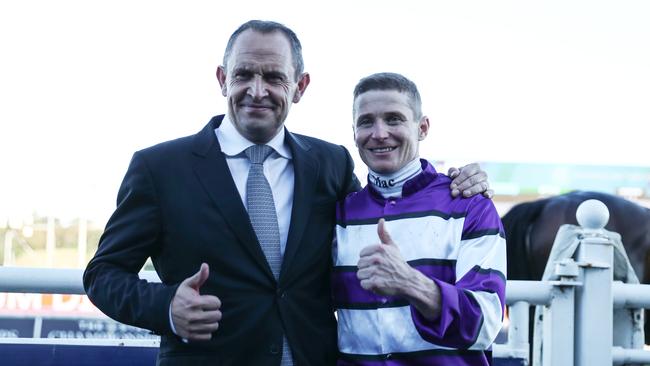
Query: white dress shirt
[
  {"left": 215, "top": 114, "right": 295, "bottom": 255},
  {"left": 170, "top": 115, "right": 295, "bottom": 337}
]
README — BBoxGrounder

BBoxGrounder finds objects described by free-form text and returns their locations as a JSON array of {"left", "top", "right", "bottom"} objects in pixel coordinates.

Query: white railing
[
  {"left": 2, "top": 199, "right": 650, "bottom": 365},
  {"left": 0, "top": 267, "right": 162, "bottom": 348},
  {"left": 494, "top": 199, "right": 650, "bottom": 366},
  {"left": 0, "top": 267, "right": 160, "bottom": 295}
]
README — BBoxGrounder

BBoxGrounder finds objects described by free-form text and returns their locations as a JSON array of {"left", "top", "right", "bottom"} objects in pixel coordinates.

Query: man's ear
[
  {"left": 418, "top": 116, "right": 430, "bottom": 141},
  {"left": 216, "top": 66, "right": 227, "bottom": 97},
  {"left": 292, "top": 72, "right": 311, "bottom": 103}
]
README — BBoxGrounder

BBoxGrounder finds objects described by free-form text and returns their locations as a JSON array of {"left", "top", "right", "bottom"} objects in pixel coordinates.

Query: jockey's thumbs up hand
[
  {"left": 377, "top": 218, "right": 395, "bottom": 246},
  {"left": 357, "top": 218, "right": 412, "bottom": 297}
]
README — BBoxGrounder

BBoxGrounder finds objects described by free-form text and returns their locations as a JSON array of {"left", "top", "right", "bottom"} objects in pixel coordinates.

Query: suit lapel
[
  {"left": 191, "top": 116, "right": 274, "bottom": 280},
  {"left": 280, "top": 131, "right": 319, "bottom": 280}
]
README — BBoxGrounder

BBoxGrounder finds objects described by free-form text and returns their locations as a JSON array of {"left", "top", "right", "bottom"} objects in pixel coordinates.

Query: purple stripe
[
  {"left": 410, "top": 268, "right": 506, "bottom": 348},
  {"left": 338, "top": 351, "right": 491, "bottom": 366},
  {"left": 401, "top": 159, "right": 438, "bottom": 196},
  {"left": 411, "top": 278, "right": 484, "bottom": 349},
  {"left": 411, "top": 266, "right": 505, "bottom": 348},
  {"left": 332, "top": 264, "right": 456, "bottom": 306},
  {"left": 457, "top": 266, "right": 506, "bottom": 312},
  {"left": 336, "top": 161, "right": 458, "bottom": 223},
  {"left": 461, "top": 198, "right": 505, "bottom": 238},
  {"left": 336, "top": 161, "right": 503, "bottom": 234},
  {"left": 338, "top": 184, "right": 462, "bottom": 223},
  {"left": 336, "top": 189, "right": 385, "bottom": 223}
]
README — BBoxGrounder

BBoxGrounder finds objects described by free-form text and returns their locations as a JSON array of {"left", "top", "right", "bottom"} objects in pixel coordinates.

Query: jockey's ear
[{"left": 417, "top": 116, "right": 430, "bottom": 141}]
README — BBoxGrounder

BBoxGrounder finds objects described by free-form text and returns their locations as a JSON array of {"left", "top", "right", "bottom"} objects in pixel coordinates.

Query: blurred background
[{"left": 1, "top": 0, "right": 649, "bottom": 339}]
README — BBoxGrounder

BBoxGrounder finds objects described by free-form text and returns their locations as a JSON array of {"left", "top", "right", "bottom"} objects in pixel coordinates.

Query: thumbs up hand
[
  {"left": 377, "top": 217, "right": 395, "bottom": 246},
  {"left": 357, "top": 219, "right": 413, "bottom": 296},
  {"left": 171, "top": 263, "right": 222, "bottom": 341}
]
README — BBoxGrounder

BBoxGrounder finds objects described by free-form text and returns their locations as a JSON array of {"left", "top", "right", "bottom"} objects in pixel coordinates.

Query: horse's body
[{"left": 502, "top": 190, "right": 650, "bottom": 336}]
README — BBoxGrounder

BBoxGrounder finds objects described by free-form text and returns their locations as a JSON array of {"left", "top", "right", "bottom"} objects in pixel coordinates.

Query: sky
[{"left": 1, "top": 0, "right": 649, "bottom": 225}]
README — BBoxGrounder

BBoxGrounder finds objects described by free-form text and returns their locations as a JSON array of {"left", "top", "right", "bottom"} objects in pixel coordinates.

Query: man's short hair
[
  {"left": 353, "top": 72, "right": 423, "bottom": 120},
  {"left": 223, "top": 20, "right": 304, "bottom": 80}
]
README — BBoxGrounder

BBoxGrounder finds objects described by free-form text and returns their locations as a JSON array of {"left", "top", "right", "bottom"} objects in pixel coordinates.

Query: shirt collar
[
  {"left": 215, "top": 114, "right": 292, "bottom": 159},
  {"left": 367, "top": 159, "right": 438, "bottom": 200}
]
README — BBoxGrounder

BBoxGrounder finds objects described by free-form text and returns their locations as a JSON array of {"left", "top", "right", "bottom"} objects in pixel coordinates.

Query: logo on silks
[{"left": 370, "top": 174, "right": 395, "bottom": 188}]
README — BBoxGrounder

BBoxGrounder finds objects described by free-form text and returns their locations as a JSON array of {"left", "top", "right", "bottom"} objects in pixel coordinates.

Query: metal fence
[{"left": 2, "top": 199, "right": 650, "bottom": 365}]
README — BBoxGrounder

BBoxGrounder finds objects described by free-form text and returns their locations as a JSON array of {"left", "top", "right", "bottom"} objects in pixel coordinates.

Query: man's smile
[{"left": 368, "top": 146, "right": 397, "bottom": 153}]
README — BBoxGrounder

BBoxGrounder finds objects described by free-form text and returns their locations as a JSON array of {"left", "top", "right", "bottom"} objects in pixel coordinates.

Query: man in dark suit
[{"left": 83, "top": 20, "right": 491, "bottom": 366}]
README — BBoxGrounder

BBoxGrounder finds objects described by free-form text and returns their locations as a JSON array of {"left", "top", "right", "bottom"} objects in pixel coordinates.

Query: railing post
[
  {"left": 507, "top": 301, "right": 530, "bottom": 363},
  {"left": 574, "top": 199, "right": 613, "bottom": 366},
  {"left": 542, "top": 259, "right": 578, "bottom": 366}
]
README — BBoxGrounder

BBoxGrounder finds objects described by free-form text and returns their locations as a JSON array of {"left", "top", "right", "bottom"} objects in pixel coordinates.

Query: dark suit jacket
[{"left": 83, "top": 115, "right": 360, "bottom": 366}]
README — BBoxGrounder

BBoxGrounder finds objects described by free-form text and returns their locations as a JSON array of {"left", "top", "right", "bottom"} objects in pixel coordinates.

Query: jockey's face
[{"left": 353, "top": 90, "right": 429, "bottom": 174}]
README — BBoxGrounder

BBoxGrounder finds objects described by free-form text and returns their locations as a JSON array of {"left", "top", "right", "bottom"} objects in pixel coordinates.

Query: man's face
[
  {"left": 217, "top": 30, "right": 310, "bottom": 143},
  {"left": 353, "top": 90, "right": 429, "bottom": 174}
]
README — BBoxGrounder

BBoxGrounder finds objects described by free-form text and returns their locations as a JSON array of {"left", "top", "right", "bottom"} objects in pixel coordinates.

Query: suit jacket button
[{"left": 270, "top": 343, "right": 280, "bottom": 354}]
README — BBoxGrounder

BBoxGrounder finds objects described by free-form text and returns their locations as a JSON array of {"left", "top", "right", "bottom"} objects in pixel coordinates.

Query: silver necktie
[
  {"left": 245, "top": 144, "right": 282, "bottom": 278},
  {"left": 244, "top": 144, "right": 293, "bottom": 365}
]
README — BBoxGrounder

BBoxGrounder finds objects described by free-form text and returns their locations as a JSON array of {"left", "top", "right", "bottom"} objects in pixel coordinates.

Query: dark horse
[{"left": 502, "top": 190, "right": 650, "bottom": 337}]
